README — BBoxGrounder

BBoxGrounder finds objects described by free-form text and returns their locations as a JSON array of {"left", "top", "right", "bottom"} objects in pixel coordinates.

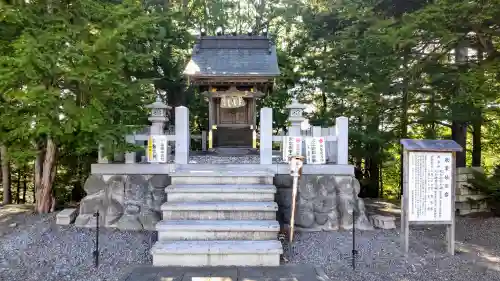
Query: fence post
[
  {"left": 97, "top": 143, "right": 110, "bottom": 164},
  {"left": 175, "top": 106, "right": 190, "bottom": 164},
  {"left": 125, "top": 135, "right": 136, "bottom": 164},
  {"left": 312, "top": 126, "right": 322, "bottom": 137},
  {"left": 260, "top": 108, "right": 273, "bottom": 164},
  {"left": 336, "top": 116, "right": 349, "bottom": 165},
  {"left": 201, "top": 131, "right": 207, "bottom": 151}
]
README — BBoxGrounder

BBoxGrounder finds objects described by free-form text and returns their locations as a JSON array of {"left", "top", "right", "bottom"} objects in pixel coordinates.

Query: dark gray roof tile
[
  {"left": 184, "top": 35, "right": 280, "bottom": 77},
  {"left": 400, "top": 139, "right": 463, "bottom": 152}
]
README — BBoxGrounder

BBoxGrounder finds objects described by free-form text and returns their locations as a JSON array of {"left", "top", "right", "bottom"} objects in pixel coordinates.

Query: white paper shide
[
  {"left": 305, "top": 137, "right": 326, "bottom": 164},
  {"left": 282, "top": 136, "right": 303, "bottom": 163},
  {"left": 408, "top": 151, "right": 453, "bottom": 222},
  {"left": 147, "top": 135, "right": 168, "bottom": 163}
]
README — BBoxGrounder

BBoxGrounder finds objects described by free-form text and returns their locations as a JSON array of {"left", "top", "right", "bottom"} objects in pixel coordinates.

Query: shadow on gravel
[{"left": 0, "top": 204, "right": 36, "bottom": 237}]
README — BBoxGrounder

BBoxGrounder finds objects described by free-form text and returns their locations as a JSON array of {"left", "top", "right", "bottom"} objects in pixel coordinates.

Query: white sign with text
[
  {"left": 408, "top": 151, "right": 453, "bottom": 222},
  {"left": 305, "top": 137, "right": 326, "bottom": 164},
  {"left": 282, "top": 136, "right": 303, "bottom": 163},
  {"left": 147, "top": 135, "right": 168, "bottom": 163}
]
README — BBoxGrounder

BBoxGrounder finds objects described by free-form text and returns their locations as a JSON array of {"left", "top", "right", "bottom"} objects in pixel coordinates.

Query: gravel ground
[
  {"left": 2, "top": 213, "right": 500, "bottom": 281},
  {"left": 285, "top": 217, "right": 500, "bottom": 281},
  {"left": 0, "top": 214, "right": 152, "bottom": 281}
]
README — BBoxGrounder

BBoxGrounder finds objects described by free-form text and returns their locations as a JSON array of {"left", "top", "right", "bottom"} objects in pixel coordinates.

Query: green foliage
[
  {"left": 1, "top": 0, "right": 500, "bottom": 206},
  {"left": 468, "top": 165, "right": 500, "bottom": 208}
]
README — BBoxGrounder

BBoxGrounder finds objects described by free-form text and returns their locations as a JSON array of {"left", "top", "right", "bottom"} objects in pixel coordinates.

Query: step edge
[
  {"left": 150, "top": 240, "right": 283, "bottom": 254},
  {"left": 161, "top": 202, "right": 278, "bottom": 211},
  {"left": 165, "top": 185, "right": 277, "bottom": 193},
  {"left": 156, "top": 220, "right": 280, "bottom": 231},
  {"left": 170, "top": 172, "right": 275, "bottom": 177}
]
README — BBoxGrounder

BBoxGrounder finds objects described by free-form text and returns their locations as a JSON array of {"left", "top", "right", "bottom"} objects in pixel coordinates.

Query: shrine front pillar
[{"left": 208, "top": 96, "right": 214, "bottom": 149}]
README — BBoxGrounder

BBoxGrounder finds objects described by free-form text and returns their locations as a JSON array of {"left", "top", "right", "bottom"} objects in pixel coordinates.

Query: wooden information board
[{"left": 400, "top": 139, "right": 463, "bottom": 255}]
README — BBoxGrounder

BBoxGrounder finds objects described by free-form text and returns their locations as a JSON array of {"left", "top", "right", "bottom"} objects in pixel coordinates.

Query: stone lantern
[
  {"left": 286, "top": 98, "right": 306, "bottom": 136},
  {"left": 146, "top": 96, "right": 171, "bottom": 135}
]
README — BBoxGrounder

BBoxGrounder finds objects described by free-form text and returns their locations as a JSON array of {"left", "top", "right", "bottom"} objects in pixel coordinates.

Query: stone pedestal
[
  {"left": 74, "top": 174, "right": 170, "bottom": 230},
  {"left": 274, "top": 174, "right": 373, "bottom": 231}
]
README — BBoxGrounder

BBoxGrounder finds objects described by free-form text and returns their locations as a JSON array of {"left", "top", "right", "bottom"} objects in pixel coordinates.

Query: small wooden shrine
[{"left": 183, "top": 34, "right": 280, "bottom": 148}]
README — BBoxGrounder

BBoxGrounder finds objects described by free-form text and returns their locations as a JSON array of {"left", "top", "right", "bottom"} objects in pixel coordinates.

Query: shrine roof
[
  {"left": 183, "top": 35, "right": 280, "bottom": 78},
  {"left": 400, "top": 139, "right": 463, "bottom": 152}
]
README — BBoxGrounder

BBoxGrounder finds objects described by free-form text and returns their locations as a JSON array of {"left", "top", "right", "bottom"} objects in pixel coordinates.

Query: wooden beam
[
  {"left": 189, "top": 76, "right": 275, "bottom": 85},
  {"left": 201, "top": 90, "right": 266, "bottom": 98}
]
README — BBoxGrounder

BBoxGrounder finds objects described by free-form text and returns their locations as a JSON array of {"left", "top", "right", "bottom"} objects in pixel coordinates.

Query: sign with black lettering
[
  {"left": 408, "top": 151, "right": 453, "bottom": 222},
  {"left": 282, "top": 136, "right": 303, "bottom": 163},
  {"left": 305, "top": 137, "right": 326, "bottom": 164},
  {"left": 147, "top": 135, "right": 168, "bottom": 163}
]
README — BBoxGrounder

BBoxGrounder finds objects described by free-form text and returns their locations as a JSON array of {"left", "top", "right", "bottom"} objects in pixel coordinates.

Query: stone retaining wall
[
  {"left": 456, "top": 167, "right": 489, "bottom": 215},
  {"left": 274, "top": 175, "right": 373, "bottom": 231},
  {"left": 74, "top": 174, "right": 170, "bottom": 230}
]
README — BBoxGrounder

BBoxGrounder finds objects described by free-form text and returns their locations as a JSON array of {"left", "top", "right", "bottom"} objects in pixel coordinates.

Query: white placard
[
  {"left": 282, "top": 136, "right": 303, "bottom": 163},
  {"left": 147, "top": 135, "right": 168, "bottom": 163},
  {"left": 408, "top": 151, "right": 453, "bottom": 222},
  {"left": 305, "top": 137, "right": 326, "bottom": 164}
]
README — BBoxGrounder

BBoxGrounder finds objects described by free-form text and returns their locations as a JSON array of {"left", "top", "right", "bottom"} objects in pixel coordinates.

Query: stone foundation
[
  {"left": 456, "top": 167, "right": 489, "bottom": 215},
  {"left": 74, "top": 174, "right": 169, "bottom": 230},
  {"left": 274, "top": 175, "right": 373, "bottom": 231}
]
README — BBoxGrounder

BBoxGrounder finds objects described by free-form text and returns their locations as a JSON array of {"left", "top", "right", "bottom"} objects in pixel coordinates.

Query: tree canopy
[{"left": 1, "top": 0, "right": 499, "bottom": 210}]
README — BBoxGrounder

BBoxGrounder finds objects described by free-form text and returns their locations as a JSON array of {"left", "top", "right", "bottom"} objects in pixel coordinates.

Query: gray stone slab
[
  {"left": 122, "top": 265, "right": 328, "bottom": 281},
  {"left": 156, "top": 220, "right": 280, "bottom": 231},
  {"left": 400, "top": 139, "right": 463, "bottom": 152},
  {"left": 166, "top": 184, "right": 276, "bottom": 193},
  {"left": 151, "top": 240, "right": 283, "bottom": 254},
  {"left": 56, "top": 208, "right": 78, "bottom": 225},
  {"left": 91, "top": 163, "right": 354, "bottom": 175},
  {"left": 161, "top": 202, "right": 278, "bottom": 211}
]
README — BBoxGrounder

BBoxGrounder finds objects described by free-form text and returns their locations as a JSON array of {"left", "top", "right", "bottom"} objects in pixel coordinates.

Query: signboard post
[
  {"left": 147, "top": 135, "right": 168, "bottom": 163},
  {"left": 288, "top": 155, "right": 304, "bottom": 244},
  {"left": 400, "top": 139, "right": 463, "bottom": 255},
  {"left": 305, "top": 137, "right": 326, "bottom": 164}
]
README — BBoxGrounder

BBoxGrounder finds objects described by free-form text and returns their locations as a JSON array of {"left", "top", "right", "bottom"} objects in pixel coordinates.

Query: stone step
[
  {"left": 156, "top": 220, "right": 280, "bottom": 241},
  {"left": 165, "top": 184, "right": 276, "bottom": 202},
  {"left": 170, "top": 170, "right": 274, "bottom": 185},
  {"left": 161, "top": 201, "right": 278, "bottom": 220},
  {"left": 151, "top": 240, "right": 282, "bottom": 266}
]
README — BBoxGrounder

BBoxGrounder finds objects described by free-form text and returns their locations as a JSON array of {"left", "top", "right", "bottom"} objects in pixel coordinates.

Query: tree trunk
[
  {"left": 399, "top": 70, "right": 409, "bottom": 197},
  {"left": 471, "top": 107, "right": 482, "bottom": 167},
  {"left": 451, "top": 121, "right": 467, "bottom": 167},
  {"left": 472, "top": 47, "right": 484, "bottom": 167},
  {"left": 16, "top": 168, "right": 20, "bottom": 203},
  {"left": 452, "top": 42, "right": 468, "bottom": 168},
  {"left": 364, "top": 114, "right": 381, "bottom": 198},
  {"left": 1, "top": 145, "right": 11, "bottom": 205},
  {"left": 22, "top": 167, "right": 27, "bottom": 204},
  {"left": 35, "top": 137, "right": 57, "bottom": 213}
]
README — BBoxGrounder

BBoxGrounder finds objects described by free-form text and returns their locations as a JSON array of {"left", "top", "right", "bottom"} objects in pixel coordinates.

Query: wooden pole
[
  {"left": 288, "top": 155, "right": 304, "bottom": 244},
  {"left": 289, "top": 175, "right": 299, "bottom": 244}
]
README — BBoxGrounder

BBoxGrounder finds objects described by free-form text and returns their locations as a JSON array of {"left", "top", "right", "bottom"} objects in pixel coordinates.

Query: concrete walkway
[{"left": 122, "top": 265, "right": 331, "bottom": 281}]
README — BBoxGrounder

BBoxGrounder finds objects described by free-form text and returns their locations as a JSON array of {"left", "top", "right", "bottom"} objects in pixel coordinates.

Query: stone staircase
[{"left": 150, "top": 167, "right": 283, "bottom": 266}]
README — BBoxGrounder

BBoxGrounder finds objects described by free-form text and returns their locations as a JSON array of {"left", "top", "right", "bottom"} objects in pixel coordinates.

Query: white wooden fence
[
  {"left": 268, "top": 118, "right": 348, "bottom": 165},
  {"left": 99, "top": 106, "right": 349, "bottom": 165}
]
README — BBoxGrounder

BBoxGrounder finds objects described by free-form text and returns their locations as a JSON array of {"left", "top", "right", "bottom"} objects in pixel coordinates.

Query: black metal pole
[
  {"left": 352, "top": 183, "right": 358, "bottom": 270},
  {"left": 93, "top": 211, "right": 100, "bottom": 268},
  {"left": 352, "top": 210, "right": 357, "bottom": 269}
]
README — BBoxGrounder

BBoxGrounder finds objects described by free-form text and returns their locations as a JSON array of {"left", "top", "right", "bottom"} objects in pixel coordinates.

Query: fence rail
[{"left": 98, "top": 106, "right": 349, "bottom": 165}]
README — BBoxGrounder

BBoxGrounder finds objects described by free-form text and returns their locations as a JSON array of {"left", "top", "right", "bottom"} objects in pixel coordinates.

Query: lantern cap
[
  {"left": 286, "top": 98, "right": 306, "bottom": 109},
  {"left": 146, "top": 99, "right": 171, "bottom": 109}
]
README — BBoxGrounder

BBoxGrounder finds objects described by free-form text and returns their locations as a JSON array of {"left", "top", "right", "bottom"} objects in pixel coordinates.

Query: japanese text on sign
[
  {"left": 147, "top": 135, "right": 168, "bottom": 163},
  {"left": 408, "top": 151, "right": 453, "bottom": 222},
  {"left": 282, "top": 136, "right": 303, "bottom": 163},
  {"left": 305, "top": 137, "right": 326, "bottom": 164}
]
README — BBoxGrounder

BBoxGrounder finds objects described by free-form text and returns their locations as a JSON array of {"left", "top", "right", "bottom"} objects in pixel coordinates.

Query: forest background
[{"left": 0, "top": 0, "right": 499, "bottom": 212}]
